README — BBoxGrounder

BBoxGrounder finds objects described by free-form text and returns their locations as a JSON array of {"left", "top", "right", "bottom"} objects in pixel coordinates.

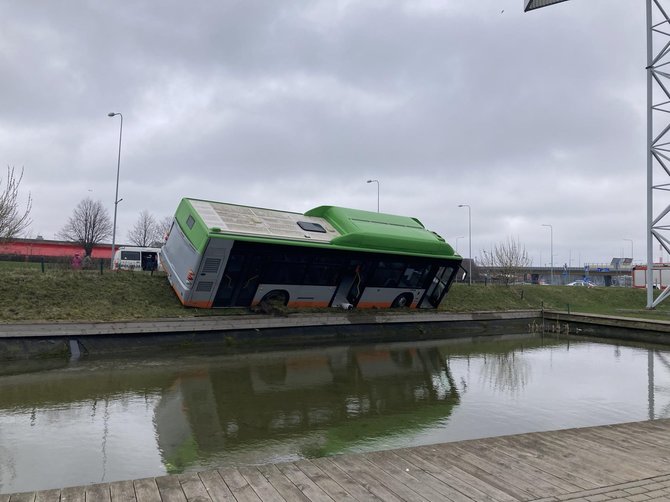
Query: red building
[{"left": 0, "top": 238, "right": 113, "bottom": 260}]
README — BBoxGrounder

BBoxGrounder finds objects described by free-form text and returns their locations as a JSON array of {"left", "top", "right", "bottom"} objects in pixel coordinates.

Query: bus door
[
  {"left": 331, "top": 261, "right": 369, "bottom": 307},
  {"left": 233, "top": 255, "right": 263, "bottom": 306},
  {"left": 419, "top": 264, "right": 456, "bottom": 308},
  {"left": 213, "top": 253, "right": 262, "bottom": 307}
]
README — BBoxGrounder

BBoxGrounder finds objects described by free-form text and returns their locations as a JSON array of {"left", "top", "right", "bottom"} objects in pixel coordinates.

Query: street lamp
[
  {"left": 108, "top": 112, "right": 123, "bottom": 269},
  {"left": 624, "top": 238, "right": 634, "bottom": 262},
  {"left": 458, "top": 204, "right": 472, "bottom": 285},
  {"left": 366, "top": 179, "right": 379, "bottom": 212},
  {"left": 542, "top": 224, "right": 553, "bottom": 285},
  {"left": 455, "top": 236, "right": 465, "bottom": 254}
]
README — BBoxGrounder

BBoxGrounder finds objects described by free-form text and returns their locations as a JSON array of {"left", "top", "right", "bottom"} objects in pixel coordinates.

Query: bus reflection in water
[
  {"left": 153, "top": 344, "right": 460, "bottom": 472},
  {"left": 160, "top": 198, "right": 463, "bottom": 309}
]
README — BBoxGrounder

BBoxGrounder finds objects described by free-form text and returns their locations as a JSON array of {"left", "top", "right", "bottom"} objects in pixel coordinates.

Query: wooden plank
[
  {"left": 34, "top": 491, "right": 61, "bottom": 502},
  {"left": 599, "top": 423, "right": 670, "bottom": 446},
  {"left": 575, "top": 428, "right": 670, "bottom": 471},
  {"left": 299, "top": 459, "right": 379, "bottom": 502},
  {"left": 218, "top": 467, "right": 262, "bottom": 502},
  {"left": 60, "top": 486, "right": 86, "bottom": 502},
  {"left": 523, "top": 431, "right": 631, "bottom": 484},
  {"left": 329, "top": 454, "right": 418, "bottom": 502},
  {"left": 537, "top": 431, "right": 650, "bottom": 481},
  {"left": 493, "top": 435, "right": 600, "bottom": 490},
  {"left": 178, "top": 473, "right": 212, "bottom": 502},
  {"left": 197, "top": 470, "right": 236, "bottom": 502},
  {"left": 0, "top": 495, "right": 8, "bottom": 502},
  {"left": 292, "top": 460, "right": 357, "bottom": 502},
  {"left": 394, "top": 446, "right": 517, "bottom": 502},
  {"left": 7, "top": 493, "right": 35, "bottom": 502},
  {"left": 86, "top": 483, "right": 111, "bottom": 502},
  {"left": 363, "top": 451, "right": 459, "bottom": 502},
  {"left": 587, "top": 424, "right": 670, "bottom": 456},
  {"left": 256, "top": 464, "right": 310, "bottom": 502},
  {"left": 109, "top": 480, "right": 136, "bottom": 502},
  {"left": 237, "top": 466, "right": 285, "bottom": 502},
  {"left": 274, "top": 462, "right": 334, "bottom": 502},
  {"left": 417, "top": 444, "right": 533, "bottom": 501},
  {"left": 377, "top": 450, "right": 478, "bottom": 502},
  {"left": 502, "top": 432, "right": 621, "bottom": 486},
  {"left": 155, "top": 475, "right": 187, "bottom": 502},
  {"left": 133, "top": 478, "right": 161, "bottom": 502},
  {"left": 617, "top": 420, "right": 670, "bottom": 440},
  {"left": 459, "top": 437, "right": 580, "bottom": 493},
  {"left": 449, "top": 442, "right": 564, "bottom": 498}
]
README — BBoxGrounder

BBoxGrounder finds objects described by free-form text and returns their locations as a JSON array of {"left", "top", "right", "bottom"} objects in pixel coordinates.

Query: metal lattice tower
[
  {"left": 525, "top": 0, "right": 670, "bottom": 308},
  {"left": 646, "top": 0, "right": 670, "bottom": 308}
]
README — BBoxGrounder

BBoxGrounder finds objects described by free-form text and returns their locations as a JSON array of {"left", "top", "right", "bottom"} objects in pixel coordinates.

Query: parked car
[{"left": 566, "top": 280, "right": 596, "bottom": 288}]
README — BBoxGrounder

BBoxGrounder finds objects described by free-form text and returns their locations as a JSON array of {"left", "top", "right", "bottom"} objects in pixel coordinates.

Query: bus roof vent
[{"left": 297, "top": 221, "right": 326, "bottom": 233}]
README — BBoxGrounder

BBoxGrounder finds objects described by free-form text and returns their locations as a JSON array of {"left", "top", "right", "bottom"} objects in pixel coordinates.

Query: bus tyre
[
  {"left": 260, "top": 290, "right": 289, "bottom": 308},
  {"left": 391, "top": 293, "right": 413, "bottom": 308}
]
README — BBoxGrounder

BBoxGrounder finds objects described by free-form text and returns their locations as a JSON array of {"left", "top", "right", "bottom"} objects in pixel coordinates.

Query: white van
[{"left": 112, "top": 246, "right": 163, "bottom": 271}]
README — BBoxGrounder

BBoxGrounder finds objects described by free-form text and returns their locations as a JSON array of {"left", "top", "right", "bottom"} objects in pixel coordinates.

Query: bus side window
[
  {"left": 369, "top": 261, "right": 405, "bottom": 288},
  {"left": 399, "top": 264, "right": 431, "bottom": 288}
]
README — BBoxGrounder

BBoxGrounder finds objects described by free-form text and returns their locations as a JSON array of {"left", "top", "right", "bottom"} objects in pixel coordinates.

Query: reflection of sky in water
[
  {"left": 1, "top": 335, "right": 670, "bottom": 494},
  {"left": 411, "top": 342, "right": 662, "bottom": 448},
  {"left": 0, "top": 395, "right": 164, "bottom": 493}
]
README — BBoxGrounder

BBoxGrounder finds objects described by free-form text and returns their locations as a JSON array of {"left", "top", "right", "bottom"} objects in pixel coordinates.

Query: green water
[{"left": 0, "top": 333, "right": 668, "bottom": 494}]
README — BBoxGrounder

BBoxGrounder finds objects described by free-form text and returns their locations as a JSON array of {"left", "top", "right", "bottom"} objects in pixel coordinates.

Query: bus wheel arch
[
  {"left": 391, "top": 293, "right": 413, "bottom": 308},
  {"left": 260, "top": 290, "right": 290, "bottom": 308}
]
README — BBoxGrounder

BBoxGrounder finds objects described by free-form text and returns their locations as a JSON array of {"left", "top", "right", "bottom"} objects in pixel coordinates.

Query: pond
[{"left": 1, "top": 332, "right": 669, "bottom": 494}]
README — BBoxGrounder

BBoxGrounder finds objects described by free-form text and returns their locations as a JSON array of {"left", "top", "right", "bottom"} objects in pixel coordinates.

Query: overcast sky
[{"left": 0, "top": 0, "right": 653, "bottom": 266}]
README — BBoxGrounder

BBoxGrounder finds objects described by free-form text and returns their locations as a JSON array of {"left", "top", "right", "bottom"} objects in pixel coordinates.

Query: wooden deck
[{"left": 4, "top": 419, "right": 670, "bottom": 502}]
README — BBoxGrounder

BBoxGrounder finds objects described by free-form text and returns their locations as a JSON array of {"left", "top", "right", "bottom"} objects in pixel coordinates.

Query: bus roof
[{"left": 177, "top": 198, "right": 457, "bottom": 259}]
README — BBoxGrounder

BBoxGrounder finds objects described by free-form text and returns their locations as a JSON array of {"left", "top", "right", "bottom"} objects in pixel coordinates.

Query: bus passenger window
[
  {"left": 399, "top": 264, "right": 430, "bottom": 288},
  {"left": 305, "top": 265, "right": 341, "bottom": 286},
  {"left": 369, "top": 261, "right": 405, "bottom": 288}
]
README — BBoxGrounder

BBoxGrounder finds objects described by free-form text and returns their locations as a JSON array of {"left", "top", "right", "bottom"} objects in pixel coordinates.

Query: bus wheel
[
  {"left": 260, "top": 290, "right": 289, "bottom": 308},
  {"left": 391, "top": 293, "right": 413, "bottom": 308}
]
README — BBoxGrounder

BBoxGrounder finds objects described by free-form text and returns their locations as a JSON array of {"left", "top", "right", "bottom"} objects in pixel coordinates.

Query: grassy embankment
[{"left": 0, "top": 261, "right": 669, "bottom": 322}]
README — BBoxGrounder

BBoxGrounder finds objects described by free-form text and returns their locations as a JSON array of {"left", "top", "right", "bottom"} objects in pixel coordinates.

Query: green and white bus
[{"left": 160, "top": 198, "right": 463, "bottom": 309}]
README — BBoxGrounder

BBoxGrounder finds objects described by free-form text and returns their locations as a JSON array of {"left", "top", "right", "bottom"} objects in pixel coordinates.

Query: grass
[
  {"left": 0, "top": 268, "right": 247, "bottom": 322},
  {"left": 1, "top": 262, "right": 669, "bottom": 322},
  {"left": 442, "top": 283, "right": 670, "bottom": 319}
]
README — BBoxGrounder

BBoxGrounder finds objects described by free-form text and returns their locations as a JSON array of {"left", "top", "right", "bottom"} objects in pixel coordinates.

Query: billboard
[{"left": 524, "top": 0, "right": 570, "bottom": 11}]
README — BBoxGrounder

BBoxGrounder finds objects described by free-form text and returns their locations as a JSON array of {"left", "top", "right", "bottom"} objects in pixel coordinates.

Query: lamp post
[
  {"left": 108, "top": 112, "right": 123, "bottom": 269},
  {"left": 366, "top": 179, "right": 379, "bottom": 212},
  {"left": 455, "top": 236, "right": 465, "bottom": 254},
  {"left": 624, "top": 238, "right": 634, "bottom": 262},
  {"left": 458, "top": 204, "right": 472, "bottom": 285},
  {"left": 542, "top": 224, "right": 553, "bottom": 285}
]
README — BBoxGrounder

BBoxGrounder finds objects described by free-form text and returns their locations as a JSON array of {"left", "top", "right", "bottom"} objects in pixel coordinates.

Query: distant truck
[{"left": 112, "top": 246, "right": 162, "bottom": 272}]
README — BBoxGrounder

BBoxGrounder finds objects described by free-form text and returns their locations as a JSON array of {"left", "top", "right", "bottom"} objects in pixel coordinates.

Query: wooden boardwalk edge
[{"left": 4, "top": 419, "right": 670, "bottom": 501}]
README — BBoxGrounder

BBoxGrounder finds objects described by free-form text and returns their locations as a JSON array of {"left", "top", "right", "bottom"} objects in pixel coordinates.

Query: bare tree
[
  {"left": 0, "top": 166, "right": 32, "bottom": 240},
  {"left": 157, "top": 216, "right": 172, "bottom": 243},
  {"left": 58, "top": 198, "right": 112, "bottom": 256},
  {"left": 127, "top": 210, "right": 160, "bottom": 247},
  {"left": 479, "top": 236, "right": 531, "bottom": 285}
]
